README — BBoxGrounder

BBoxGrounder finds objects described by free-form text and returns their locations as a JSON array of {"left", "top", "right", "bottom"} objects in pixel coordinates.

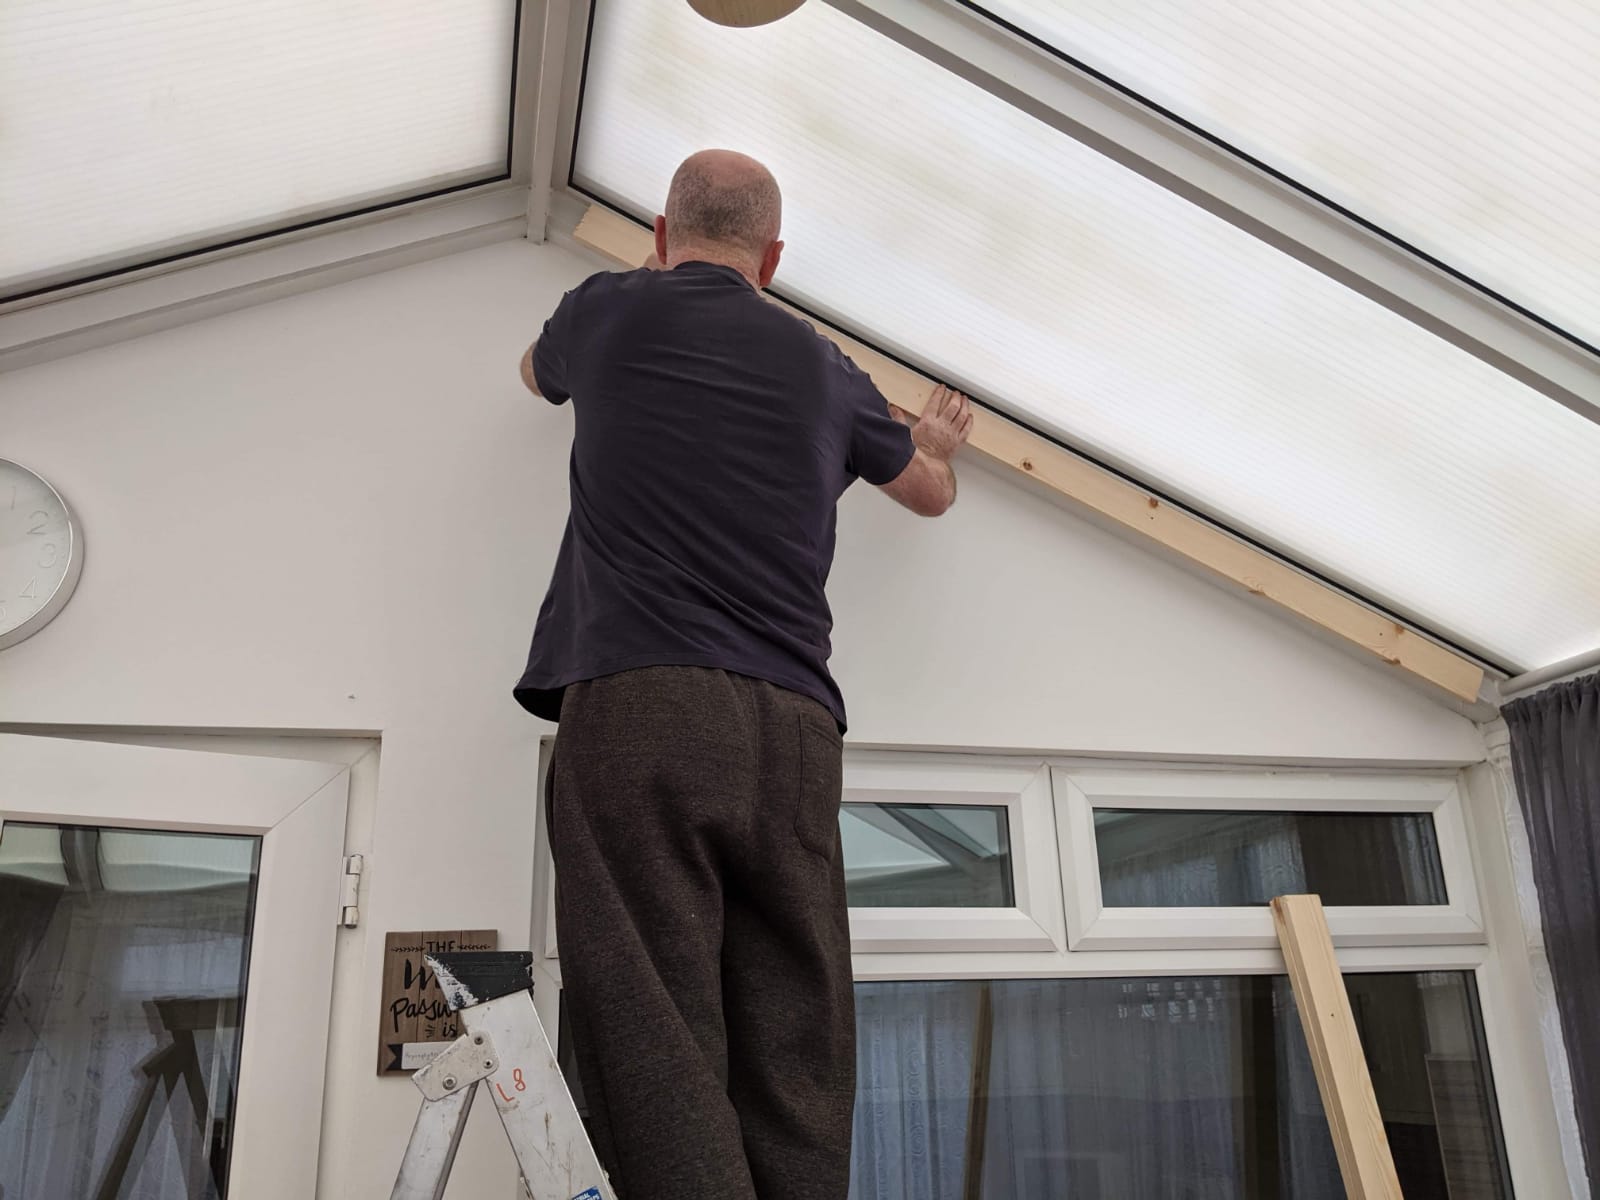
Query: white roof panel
[
  {"left": 0, "top": 0, "right": 517, "bottom": 297},
  {"left": 982, "top": 0, "right": 1600, "bottom": 351},
  {"left": 574, "top": 0, "right": 1600, "bottom": 670}
]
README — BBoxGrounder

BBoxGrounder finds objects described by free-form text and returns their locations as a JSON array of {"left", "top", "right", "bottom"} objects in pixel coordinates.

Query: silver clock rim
[{"left": 0, "top": 458, "right": 84, "bottom": 651}]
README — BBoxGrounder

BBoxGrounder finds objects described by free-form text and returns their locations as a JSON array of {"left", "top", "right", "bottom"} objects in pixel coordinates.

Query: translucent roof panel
[
  {"left": 0, "top": 0, "right": 517, "bottom": 298},
  {"left": 573, "top": 0, "right": 1600, "bottom": 671},
  {"left": 980, "top": 0, "right": 1600, "bottom": 351}
]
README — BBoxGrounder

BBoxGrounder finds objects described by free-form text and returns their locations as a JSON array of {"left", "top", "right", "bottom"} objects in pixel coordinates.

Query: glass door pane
[
  {"left": 853, "top": 972, "right": 1510, "bottom": 1197},
  {"left": 0, "top": 822, "right": 261, "bottom": 1200}
]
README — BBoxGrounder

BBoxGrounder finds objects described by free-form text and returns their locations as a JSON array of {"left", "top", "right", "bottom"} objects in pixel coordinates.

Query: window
[
  {"left": 1093, "top": 809, "right": 1447, "bottom": 908},
  {"left": 852, "top": 972, "right": 1511, "bottom": 1197},
  {"left": 841, "top": 757, "right": 1063, "bottom": 954},
  {"left": 0, "top": 0, "right": 519, "bottom": 299},
  {"left": 843, "top": 802, "right": 1014, "bottom": 908},
  {"left": 0, "top": 822, "right": 260, "bottom": 1198},
  {"left": 572, "top": 0, "right": 1600, "bottom": 671},
  {"left": 1057, "top": 770, "right": 1482, "bottom": 950},
  {"left": 535, "top": 749, "right": 1557, "bottom": 1190},
  {"left": 540, "top": 757, "right": 1061, "bottom": 957}
]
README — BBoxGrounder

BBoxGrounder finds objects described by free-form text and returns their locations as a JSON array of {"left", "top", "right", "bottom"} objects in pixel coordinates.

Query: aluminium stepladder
[{"left": 390, "top": 951, "right": 617, "bottom": 1200}]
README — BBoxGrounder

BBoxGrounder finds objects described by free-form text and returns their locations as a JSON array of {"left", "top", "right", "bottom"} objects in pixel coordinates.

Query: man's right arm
[
  {"left": 518, "top": 275, "right": 606, "bottom": 405},
  {"left": 878, "top": 385, "right": 972, "bottom": 517}
]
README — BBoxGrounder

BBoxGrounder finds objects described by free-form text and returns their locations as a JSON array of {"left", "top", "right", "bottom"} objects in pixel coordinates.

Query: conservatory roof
[{"left": 3, "top": 0, "right": 1596, "bottom": 697}]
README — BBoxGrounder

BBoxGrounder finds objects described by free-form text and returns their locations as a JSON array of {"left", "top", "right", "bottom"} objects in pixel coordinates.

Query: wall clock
[{"left": 0, "top": 459, "right": 84, "bottom": 650}]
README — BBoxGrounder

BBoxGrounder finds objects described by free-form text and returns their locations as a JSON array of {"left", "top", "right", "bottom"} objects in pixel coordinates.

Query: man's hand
[
  {"left": 877, "top": 384, "right": 972, "bottom": 517},
  {"left": 912, "top": 385, "right": 973, "bottom": 460}
]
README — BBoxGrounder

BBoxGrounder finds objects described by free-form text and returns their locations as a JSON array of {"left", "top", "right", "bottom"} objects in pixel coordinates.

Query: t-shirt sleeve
[
  {"left": 842, "top": 361, "right": 916, "bottom": 485},
  {"left": 532, "top": 274, "right": 602, "bottom": 405}
]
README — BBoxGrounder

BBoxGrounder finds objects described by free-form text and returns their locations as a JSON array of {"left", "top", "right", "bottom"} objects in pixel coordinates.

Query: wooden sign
[{"left": 377, "top": 929, "right": 497, "bottom": 1074}]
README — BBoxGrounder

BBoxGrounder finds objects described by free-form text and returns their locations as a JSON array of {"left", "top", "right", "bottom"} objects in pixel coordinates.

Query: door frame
[{"left": 0, "top": 732, "right": 351, "bottom": 1200}]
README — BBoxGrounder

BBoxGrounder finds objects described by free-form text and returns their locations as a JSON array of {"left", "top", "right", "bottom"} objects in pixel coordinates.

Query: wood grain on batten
[
  {"left": 570, "top": 203, "right": 1485, "bottom": 703},
  {"left": 1272, "top": 895, "right": 1404, "bottom": 1199}
]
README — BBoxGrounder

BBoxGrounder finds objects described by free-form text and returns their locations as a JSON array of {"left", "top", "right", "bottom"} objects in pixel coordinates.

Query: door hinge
[{"left": 340, "top": 854, "right": 364, "bottom": 928}]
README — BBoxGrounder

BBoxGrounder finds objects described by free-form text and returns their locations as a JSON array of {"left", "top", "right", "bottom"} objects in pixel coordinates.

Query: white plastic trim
[
  {"left": 0, "top": 184, "right": 530, "bottom": 372},
  {"left": 524, "top": 0, "right": 577, "bottom": 240},
  {"left": 1056, "top": 767, "right": 1484, "bottom": 951}
]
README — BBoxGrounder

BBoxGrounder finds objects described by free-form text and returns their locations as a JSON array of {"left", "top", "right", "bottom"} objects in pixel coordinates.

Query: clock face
[{"left": 1, "top": 459, "right": 83, "bottom": 649}]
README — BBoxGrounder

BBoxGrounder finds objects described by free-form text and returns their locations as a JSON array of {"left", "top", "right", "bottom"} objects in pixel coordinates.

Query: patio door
[{"left": 0, "top": 733, "right": 350, "bottom": 1200}]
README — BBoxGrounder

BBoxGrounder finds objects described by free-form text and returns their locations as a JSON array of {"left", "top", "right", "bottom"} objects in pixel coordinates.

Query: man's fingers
[{"left": 922, "top": 385, "right": 974, "bottom": 431}]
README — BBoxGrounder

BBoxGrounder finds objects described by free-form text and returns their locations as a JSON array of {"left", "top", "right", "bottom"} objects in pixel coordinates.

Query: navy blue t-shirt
[{"left": 514, "top": 261, "right": 916, "bottom": 730}]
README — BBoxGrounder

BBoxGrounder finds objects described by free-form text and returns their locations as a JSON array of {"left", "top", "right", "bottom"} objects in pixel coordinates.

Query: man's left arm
[{"left": 519, "top": 341, "right": 544, "bottom": 397}]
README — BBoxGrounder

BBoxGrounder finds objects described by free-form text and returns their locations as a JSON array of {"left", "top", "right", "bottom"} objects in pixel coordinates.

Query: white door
[{"left": 0, "top": 733, "right": 350, "bottom": 1200}]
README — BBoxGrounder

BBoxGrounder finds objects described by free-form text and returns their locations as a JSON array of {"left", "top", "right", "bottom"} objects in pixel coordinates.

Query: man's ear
[
  {"left": 653, "top": 216, "right": 669, "bottom": 268},
  {"left": 758, "top": 239, "right": 784, "bottom": 288}
]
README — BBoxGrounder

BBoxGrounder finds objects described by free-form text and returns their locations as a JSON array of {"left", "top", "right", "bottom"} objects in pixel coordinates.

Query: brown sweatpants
[{"left": 547, "top": 666, "right": 856, "bottom": 1200}]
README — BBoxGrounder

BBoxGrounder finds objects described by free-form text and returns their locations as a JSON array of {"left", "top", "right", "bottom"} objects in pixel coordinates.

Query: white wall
[{"left": 0, "top": 237, "right": 1485, "bottom": 1197}]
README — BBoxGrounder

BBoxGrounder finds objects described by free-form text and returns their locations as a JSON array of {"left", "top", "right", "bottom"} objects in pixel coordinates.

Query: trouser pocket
[{"left": 794, "top": 715, "right": 844, "bottom": 860}]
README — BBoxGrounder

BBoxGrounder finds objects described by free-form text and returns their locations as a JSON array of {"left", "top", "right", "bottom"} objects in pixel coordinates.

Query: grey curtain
[{"left": 1504, "top": 671, "right": 1600, "bottom": 1198}]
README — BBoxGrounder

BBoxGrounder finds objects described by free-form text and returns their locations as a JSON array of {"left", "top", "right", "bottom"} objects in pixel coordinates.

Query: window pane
[
  {"left": 853, "top": 973, "right": 1510, "bottom": 1198},
  {"left": 980, "top": 0, "right": 1600, "bottom": 349},
  {"left": 1093, "top": 809, "right": 1447, "bottom": 907},
  {"left": 842, "top": 804, "right": 1013, "bottom": 908},
  {"left": 574, "top": 0, "right": 1600, "bottom": 670},
  {"left": 0, "top": 822, "right": 261, "bottom": 1199},
  {"left": 0, "top": 0, "right": 517, "bottom": 297}
]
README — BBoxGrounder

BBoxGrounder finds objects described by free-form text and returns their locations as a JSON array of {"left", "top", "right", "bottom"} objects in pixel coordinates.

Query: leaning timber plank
[
  {"left": 1272, "top": 895, "right": 1404, "bottom": 1199},
  {"left": 571, "top": 203, "right": 1485, "bottom": 704}
]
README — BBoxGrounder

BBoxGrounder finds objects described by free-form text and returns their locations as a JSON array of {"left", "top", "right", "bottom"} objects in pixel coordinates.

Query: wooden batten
[
  {"left": 1272, "top": 895, "right": 1404, "bottom": 1199},
  {"left": 571, "top": 203, "right": 1485, "bottom": 704}
]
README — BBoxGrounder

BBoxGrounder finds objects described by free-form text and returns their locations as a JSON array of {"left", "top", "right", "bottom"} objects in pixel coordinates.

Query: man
[{"left": 515, "top": 149, "right": 971, "bottom": 1199}]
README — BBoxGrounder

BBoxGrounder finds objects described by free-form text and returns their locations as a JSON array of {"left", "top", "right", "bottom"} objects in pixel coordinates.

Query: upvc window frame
[
  {"left": 840, "top": 753, "right": 1066, "bottom": 954},
  {"left": 1054, "top": 767, "right": 1483, "bottom": 951},
  {"left": 529, "top": 747, "right": 1569, "bottom": 1195}
]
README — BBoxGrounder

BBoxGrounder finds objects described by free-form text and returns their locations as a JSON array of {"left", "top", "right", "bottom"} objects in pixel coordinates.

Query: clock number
[
  {"left": 20, "top": 577, "right": 37, "bottom": 601},
  {"left": 38, "top": 543, "right": 59, "bottom": 569},
  {"left": 28, "top": 510, "right": 49, "bottom": 535}
]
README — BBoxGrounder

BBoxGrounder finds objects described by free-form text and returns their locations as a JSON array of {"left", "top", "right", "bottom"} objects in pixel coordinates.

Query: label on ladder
[{"left": 571, "top": 1191, "right": 603, "bottom": 1200}]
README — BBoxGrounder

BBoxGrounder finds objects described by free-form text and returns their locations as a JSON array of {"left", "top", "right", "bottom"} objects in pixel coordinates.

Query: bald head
[{"left": 658, "top": 150, "right": 783, "bottom": 283}]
